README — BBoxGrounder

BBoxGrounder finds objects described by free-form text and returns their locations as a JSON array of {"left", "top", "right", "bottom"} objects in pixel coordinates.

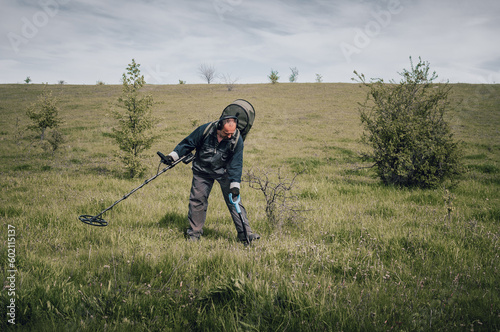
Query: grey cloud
[{"left": 1, "top": 0, "right": 499, "bottom": 84}]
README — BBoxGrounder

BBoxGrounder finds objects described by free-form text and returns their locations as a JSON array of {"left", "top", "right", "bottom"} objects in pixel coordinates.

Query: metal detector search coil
[
  {"left": 78, "top": 152, "right": 193, "bottom": 227},
  {"left": 78, "top": 215, "right": 108, "bottom": 227}
]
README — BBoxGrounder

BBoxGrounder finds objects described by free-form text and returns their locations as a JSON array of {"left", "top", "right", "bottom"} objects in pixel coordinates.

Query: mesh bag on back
[{"left": 220, "top": 99, "right": 255, "bottom": 141}]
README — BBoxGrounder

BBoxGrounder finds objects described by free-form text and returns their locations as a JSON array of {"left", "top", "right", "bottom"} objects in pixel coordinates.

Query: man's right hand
[
  {"left": 157, "top": 151, "right": 175, "bottom": 165},
  {"left": 163, "top": 155, "right": 174, "bottom": 165}
]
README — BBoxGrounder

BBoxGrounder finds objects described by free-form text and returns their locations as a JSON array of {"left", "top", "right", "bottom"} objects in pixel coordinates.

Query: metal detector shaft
[{"left": 79, "top": 152, "right": 193, "bottom": 226}]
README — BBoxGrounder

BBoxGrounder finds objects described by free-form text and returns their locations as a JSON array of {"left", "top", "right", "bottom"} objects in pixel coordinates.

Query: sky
[{"left": 1, "top": 0, "right": 499, "bottom": 85}]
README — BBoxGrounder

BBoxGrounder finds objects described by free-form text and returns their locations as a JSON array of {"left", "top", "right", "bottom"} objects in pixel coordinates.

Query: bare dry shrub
[{"left": 244, "top": 167, "right": 304, "bottom": 230}]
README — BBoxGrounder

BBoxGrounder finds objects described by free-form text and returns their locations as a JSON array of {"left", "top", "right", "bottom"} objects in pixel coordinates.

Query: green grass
[{"left": 1, "top": 83, "right": 499, "bottom": 331}]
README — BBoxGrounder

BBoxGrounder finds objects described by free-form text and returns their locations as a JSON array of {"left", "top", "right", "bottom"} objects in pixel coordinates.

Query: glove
[
  {"left": 230, "top": 187, "right": 240, "bottom": 198},
  {"left": 163, "top": 155, "right": 174, "bottom": 166},
  {"left": 157, "top": 151, "right": 175, "bottom": 165}
]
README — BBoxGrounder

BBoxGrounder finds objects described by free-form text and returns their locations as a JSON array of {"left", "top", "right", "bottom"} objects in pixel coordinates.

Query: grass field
[{"left": 1, "top": 82, "right": 499, "bottom": 331}]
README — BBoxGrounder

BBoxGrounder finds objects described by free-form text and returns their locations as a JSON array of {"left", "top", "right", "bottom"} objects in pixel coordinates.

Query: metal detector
[{"left": 78, "top": 152, "right": 194, "bottom": 227}]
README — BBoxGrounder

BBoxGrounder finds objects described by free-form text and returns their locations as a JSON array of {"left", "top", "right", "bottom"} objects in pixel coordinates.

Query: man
[{"left": 164, "top": 115, "right": 259, "bottom": 244}]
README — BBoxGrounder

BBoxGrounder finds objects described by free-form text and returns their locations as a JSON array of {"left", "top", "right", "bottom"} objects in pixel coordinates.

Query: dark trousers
[{"left": 187, "top": 171, "right": 251, "bottom": 238}]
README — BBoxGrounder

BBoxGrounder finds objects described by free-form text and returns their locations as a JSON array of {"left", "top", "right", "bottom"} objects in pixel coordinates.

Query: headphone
[{"left": 216, "top": 115, "right": 238, "bottom": 130}]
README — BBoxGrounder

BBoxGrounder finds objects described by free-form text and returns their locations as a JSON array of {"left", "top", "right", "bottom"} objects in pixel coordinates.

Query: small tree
[
  {"left": 354, "top": 57, "right": 463, "bottom": 188},
  {"left": 46, "top": 129, "right": 65, "bottom": 152},
  {"left": 26, "top": 89, "right": 62, "bottom": 141},
  {"left": 220, "top": 73, "right": 238, "bottom": 91},
  {"left": 112, "top": 59, "right": 156, "bottom": 178},
  {"left": 315, "top": 73, "right": 323, "bottom": 83},
  {"left": 198, "top": 63, "right": 216, "bottom": 84},
  {"left": 268, "top": 69, "right": 279, "bottom": 84},
  {"left": 289, "top": 67, "right": 299, "bottom": 82}
]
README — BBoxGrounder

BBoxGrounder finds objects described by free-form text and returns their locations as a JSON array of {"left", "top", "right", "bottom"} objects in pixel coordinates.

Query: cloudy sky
[{"left": 1, "top": 0, "right": 499, "bottom": 85}]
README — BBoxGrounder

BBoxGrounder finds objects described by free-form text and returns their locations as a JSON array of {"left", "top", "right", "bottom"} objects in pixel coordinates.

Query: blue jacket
[{"left": 171, "top": 122, "right": 244, "bottom": 187}]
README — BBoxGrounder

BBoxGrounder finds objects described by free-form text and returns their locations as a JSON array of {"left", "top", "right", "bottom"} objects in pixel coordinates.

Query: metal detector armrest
[{"left": 182, "top": 152, "right": 195, "bottom": 164}]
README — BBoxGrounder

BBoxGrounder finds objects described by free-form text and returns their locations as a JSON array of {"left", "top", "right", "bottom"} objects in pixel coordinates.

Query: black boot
[{"left": 237, "top": 232, "right": 260, "bottom": 244}]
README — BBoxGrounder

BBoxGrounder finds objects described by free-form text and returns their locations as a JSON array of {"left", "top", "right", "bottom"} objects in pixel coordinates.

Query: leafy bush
[
  {"left": 289, "top": 67, "right": 299, "bottom": 83},
  {"left": 268, "top": 69, "right": 279, "bottom": 84},
  {"left": 354, "top": 57, "right": 463, "bottom": 188},
  {"left": 45, "top": 129, "right": 64, "bottom": 152},
  {"left": 26, "top": 89, "right": 63, "bottom": 143}
]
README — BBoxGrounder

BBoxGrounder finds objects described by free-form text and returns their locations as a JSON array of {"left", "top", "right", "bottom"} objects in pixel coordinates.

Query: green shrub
[
  {"left": 26, "top": 89, "right": 62, "bottom": 142},
  {"left": 289, "top": 67, "right": 299, "bottom": 83},
  {"left": 46, "top": 129, "right": 64, "bottom": 151},
  {"left": 354, "top": 57, "right": 463, "bottom": 188},
  {"left": 268, "top": 69, "right": 279, "bottom": 84},
  {"left": 111, "top": 59, "right": 156, "bottom": 178}
]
